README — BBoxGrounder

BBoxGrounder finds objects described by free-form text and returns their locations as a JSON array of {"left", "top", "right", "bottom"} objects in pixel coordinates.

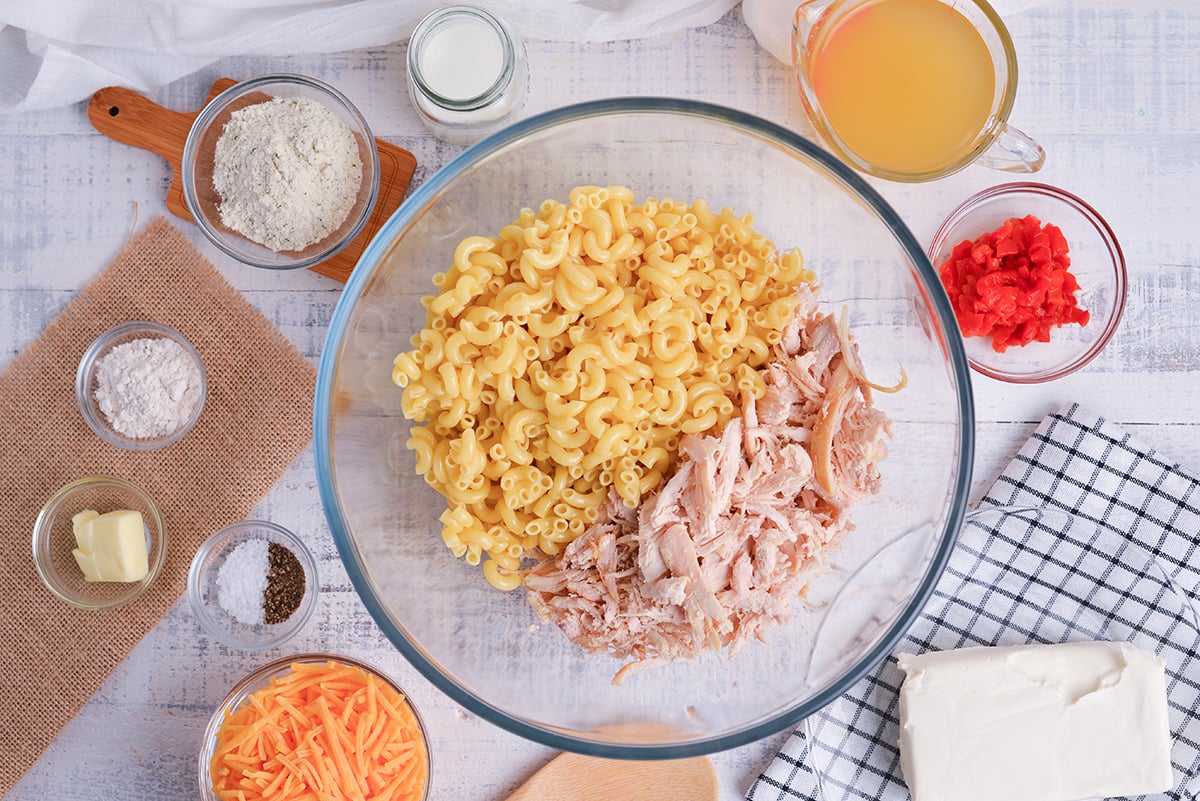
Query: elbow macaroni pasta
[{"left": 393, "top": 186, "right": 814, "bottom": 590}]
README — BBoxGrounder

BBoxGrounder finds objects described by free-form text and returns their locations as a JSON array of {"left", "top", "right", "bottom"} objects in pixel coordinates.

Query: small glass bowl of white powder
[
  {"left": 187, "top": 520, "right": 318, "bottom": 650},
  {"left": 76, "top": 321, "right": 207, "bottom": 451},
  {"left": 181, "top": 73, "right": 381, "bottom": 270}
]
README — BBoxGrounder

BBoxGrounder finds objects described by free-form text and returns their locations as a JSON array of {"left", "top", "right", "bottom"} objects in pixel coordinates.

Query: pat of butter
[
  {"left": 71, "top": 508, "right": 149, "bottom": 583},
  {"left": 897, "top": 641, "right": 1173, "bottom": 801}
]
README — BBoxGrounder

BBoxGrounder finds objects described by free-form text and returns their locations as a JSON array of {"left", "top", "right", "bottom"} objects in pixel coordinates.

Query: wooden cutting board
[{"left": 87, "top": 78, "right": 417, "bottom": 283}]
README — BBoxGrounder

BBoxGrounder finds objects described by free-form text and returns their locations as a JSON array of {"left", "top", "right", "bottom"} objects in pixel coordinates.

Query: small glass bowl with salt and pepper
[
  {"left": 76, "top": 321, "right": 207, "bottom": 451},
  {"left": 187, "top": 520, "right": 318, "bottom": 650},
  {"left": 406, "top": 5, "right": 529, "bottom": 145}
]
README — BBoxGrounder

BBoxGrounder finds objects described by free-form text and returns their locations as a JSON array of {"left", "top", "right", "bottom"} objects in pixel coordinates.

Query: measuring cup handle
[{"left": 975, "top": 122, "right": 1046, "bottom": 173}]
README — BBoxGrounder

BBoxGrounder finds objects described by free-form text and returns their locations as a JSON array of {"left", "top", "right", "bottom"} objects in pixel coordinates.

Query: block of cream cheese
[
  {"left": 71, "top": 508, "right": 150, "bottom": 582},
  {"left": 896, "top": 641, "right": 1172, "bottom": 801}
]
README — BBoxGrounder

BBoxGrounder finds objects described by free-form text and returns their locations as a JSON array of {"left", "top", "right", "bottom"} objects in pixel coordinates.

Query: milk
[{"left": 419, "top": 18, "right": 505, "bottom": 101}]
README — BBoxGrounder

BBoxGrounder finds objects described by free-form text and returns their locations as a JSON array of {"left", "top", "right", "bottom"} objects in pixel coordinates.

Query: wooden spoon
[{"left": 503, "top": 752, "right": 718, "bottom": 801}]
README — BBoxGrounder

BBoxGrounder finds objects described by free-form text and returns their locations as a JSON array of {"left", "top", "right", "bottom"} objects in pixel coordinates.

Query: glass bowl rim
[
  {"left": 32, "top": 474, "right": 169, "bottom": 609},
  {"left": 186, "top": 519, "right": 320, "bottom": 650},
  {"left": 197, "top": 651, "right": 431, "bottom": 801},
  {"left": 312, "top": 96, "right": 976, "bottom": 758},
  {"left": 181, "top": 72, "right": 382, "bottom": 271},
  {"left": 927, "top": 180, "right": 1128, "bottom": 384},
  {"left": 76, "top": 320, "right": 208, "bottom": 451}
]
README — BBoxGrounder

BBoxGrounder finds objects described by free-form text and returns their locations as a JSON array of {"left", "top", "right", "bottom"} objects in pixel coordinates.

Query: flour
[
  {"left": 212, "top": 96, "right": 363, "bottom": 252},
  {"left": 94, "top": 337, "right": 203, "bottom": 439}
]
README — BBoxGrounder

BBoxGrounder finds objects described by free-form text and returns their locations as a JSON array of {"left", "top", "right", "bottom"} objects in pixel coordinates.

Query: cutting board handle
[
  {"left": 88, "top": 86, "right": 195, "bottom": 166},
  {"left": 87, "top": 78, "right": 416, "bottom": 283}
]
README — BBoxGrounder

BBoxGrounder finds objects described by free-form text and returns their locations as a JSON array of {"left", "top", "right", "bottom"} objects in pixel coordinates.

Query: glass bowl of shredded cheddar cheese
[
  {"left": 313, "top": 99, "right": 976, "bottom": 758},
  {"left": 199, "top": 654, "right": 430, "bottom": 801},
  {"left": 181, "top": 73, "right": 381, "bottom": 270}
]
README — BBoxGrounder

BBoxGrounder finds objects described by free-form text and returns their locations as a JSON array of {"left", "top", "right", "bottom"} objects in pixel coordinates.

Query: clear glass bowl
[
  {"left": 928, "top": 182, "right": 1127, "bottom": 383},
  {"left": 76, "top": 321, "right": 207, "bottom": 450},
  {"left": 181, "top": 73, "right": 381, "bottom": 270},
  {"left": 187, "top": 520, "right": 318, "bottom": 650},
  {"left": 313, "top": 98, "right": 975, "bottom": 758},
  {"left": 198, "top": 653, "right": 431, "bottom": 801},
  {"left": 32, "top": 476, "right": 167, "bottom": 609}
]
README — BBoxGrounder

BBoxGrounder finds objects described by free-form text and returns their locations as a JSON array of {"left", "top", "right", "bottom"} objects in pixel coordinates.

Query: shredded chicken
[{"left": 523, "top": 286, "right": 893, "bottom": 682}]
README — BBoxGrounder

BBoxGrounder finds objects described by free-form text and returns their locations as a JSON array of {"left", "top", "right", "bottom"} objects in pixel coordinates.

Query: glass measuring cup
[{"left": 792, "top": 0, "right": 1045, "bottom": 182}]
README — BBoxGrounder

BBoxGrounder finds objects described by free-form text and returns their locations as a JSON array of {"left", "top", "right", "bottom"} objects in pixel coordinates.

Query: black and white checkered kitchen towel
[{"left": 748, "top": 402, "right": 1200, "bottom": 801}]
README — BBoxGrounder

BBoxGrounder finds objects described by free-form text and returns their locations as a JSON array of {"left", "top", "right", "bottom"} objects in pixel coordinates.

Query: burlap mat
[{"left": 0, "top": 218, "right": 317, "bottom": 795}]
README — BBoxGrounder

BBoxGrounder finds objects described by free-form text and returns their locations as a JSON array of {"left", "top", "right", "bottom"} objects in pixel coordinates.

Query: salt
[{"left": 216, "top": 539, "right": 270, "bottom": 625}]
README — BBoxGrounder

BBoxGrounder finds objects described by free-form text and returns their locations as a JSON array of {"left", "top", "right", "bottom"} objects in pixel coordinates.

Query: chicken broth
[{"left": 809, "top": 0, "right": 996, "bottom": 176}]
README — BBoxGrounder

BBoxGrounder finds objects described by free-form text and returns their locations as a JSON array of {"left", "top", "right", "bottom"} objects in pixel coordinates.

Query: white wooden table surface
[{"left": 3, "top": 2, "right": 1199, "bottom": 799}]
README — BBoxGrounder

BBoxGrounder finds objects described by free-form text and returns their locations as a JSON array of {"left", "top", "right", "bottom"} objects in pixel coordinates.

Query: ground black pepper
[{"left": 263, "top": 541, "right": 305, "bottom": 625}]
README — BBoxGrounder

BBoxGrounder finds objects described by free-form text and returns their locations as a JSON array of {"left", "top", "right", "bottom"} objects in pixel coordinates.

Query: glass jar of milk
[{"left": 406, "top": 5, "right": 529, "bottom": 146}]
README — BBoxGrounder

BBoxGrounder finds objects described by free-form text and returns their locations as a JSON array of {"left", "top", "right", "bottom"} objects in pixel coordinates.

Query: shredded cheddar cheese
[{"left": 210, "top": 660, "right": 429, "bottom": 801}]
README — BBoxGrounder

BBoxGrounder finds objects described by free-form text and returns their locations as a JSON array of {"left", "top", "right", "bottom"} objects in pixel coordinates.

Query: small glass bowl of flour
[
  {"left": 76, "top": 321, "right": 207, "bottom": 450},
  {"left": 181, "top": 74, "right": 381, "bottom": 270},
  {"left": 187, "top": 520, "right": 318, "bottom": 650}
]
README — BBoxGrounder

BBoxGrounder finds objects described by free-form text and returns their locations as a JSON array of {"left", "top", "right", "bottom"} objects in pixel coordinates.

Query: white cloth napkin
[
  {"left": 747, "top": 402, "right": 1200, "bottom": 801},
  {"left": 0, "top": 0, "right": 738, "bottom": 113}
]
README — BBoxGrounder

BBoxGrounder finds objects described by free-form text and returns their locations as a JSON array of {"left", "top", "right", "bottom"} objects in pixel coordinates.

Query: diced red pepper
[
  {"left": 937, "top": 214, "right": 1089, "bottom": 353},
  {"left": 994, "top": 237, "right": 1019, "bottom": 258}
]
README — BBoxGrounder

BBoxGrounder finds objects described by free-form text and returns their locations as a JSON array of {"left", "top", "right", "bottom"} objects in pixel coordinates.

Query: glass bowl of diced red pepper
[{"left": 929, "top": 182, "right": 1126, "bottom": 383}]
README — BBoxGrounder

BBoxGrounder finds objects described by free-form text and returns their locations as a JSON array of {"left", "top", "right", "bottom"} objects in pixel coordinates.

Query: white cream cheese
[{"left": 896, "top": 641, "right": 1173, "bottom": 801}]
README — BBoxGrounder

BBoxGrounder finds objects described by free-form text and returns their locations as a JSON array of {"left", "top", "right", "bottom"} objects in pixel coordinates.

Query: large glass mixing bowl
[{"left": 314, "top": 99, "right": 974, "bottom": 758}]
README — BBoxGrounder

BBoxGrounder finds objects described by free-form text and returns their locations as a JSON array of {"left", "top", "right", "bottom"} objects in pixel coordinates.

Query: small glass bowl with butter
[
  {"left": 187, "top": 520, "right": 318, "bottom": 650},
  {"left": 32, "top": 476, "right": 167, "bottom": 610},
  {"left": 76, "top": 321, "right": 207, "bottom": 451}
]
